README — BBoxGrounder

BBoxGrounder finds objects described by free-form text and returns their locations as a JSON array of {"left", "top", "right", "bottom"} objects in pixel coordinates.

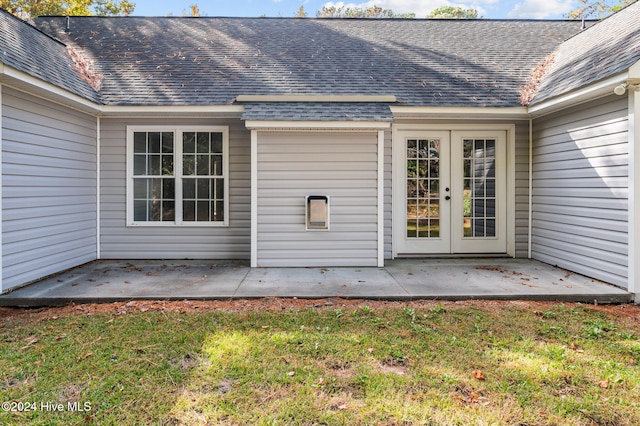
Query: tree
[
  {"left": 0, "top": 0, "right": 135, "bottom": 19},
  {"left": 428, "top": 6, "right": 479, "bottom": 19},
  {"left": 316, "top": 5, "right": 415, "bottom": 19},
  {"left": 182, "top": 4, "right": 200, "bottom": 16},
  {"left": 294, "top": 5, "right": 307, "bottom": 18},
  {"left": 566, "top": 0, "right": 636, "bottom": 19}
]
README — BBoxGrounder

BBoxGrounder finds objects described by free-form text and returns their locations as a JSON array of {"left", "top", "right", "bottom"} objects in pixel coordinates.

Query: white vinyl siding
[
  {"left": 1, "top": 87, "right": 97, "bottom": 291},
  {"left": 256, "top": 131, "right": 379, "bottom": 267},
  {"left": 100, "top": 118, "right": 250, "bottom": 259},
  {"left": 532, "top": 95, "right": 628, "bottom": 288}
]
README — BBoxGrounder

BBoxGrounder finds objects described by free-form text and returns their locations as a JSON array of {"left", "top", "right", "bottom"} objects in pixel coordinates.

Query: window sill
[{"left": 127, "top": 221, "right": 229, "bottom": 227}]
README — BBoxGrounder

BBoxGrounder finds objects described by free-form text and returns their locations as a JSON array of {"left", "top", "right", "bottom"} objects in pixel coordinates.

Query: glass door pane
[
  {"left": 452, "top": 130, "right": 506, "bottom": 254},
  {"left": 462, "top": 139, "right": 497, "bottom": 238},
  {"left": 406, "top": 139, "right": 440, "bottom": 239}
]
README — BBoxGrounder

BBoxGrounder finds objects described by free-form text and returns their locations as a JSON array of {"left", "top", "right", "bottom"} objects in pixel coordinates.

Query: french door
[{"left": 394, "top": 130, "right": 507, "bottom": 255}]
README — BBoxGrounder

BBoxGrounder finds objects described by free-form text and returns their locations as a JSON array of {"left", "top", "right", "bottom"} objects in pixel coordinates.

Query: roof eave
[
  {"left": 0, "top": 63, "right": 102, "bottom": 115},
  {"left": 528, "top": 71, "right": 635, "bottom": 118}
]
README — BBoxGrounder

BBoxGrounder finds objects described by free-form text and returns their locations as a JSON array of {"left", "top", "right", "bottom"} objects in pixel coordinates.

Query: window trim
[{"left": 126, "top": 125, "right": 229, "bottom": 227}]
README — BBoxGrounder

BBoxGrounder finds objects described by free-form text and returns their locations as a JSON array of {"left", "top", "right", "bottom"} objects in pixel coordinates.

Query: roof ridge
[
  {"left": 555, "top": 0, "right": 639, "bottom": 44},
  {"left": 0, "top": 8, "right": 68, "bottom": 47},
  {"left": 37, "top": 14, "right": 596, "bottom": 23}
]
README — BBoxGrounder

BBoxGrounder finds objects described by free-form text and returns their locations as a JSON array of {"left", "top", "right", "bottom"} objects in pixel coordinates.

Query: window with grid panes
[{"left": 127, "top": 127, "right": 228, "bottom": 226}]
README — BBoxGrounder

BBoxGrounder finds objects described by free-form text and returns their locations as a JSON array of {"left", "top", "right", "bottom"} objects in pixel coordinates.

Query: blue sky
[{"left": 132, "top": 0, "right": 579, "bottom": 19}]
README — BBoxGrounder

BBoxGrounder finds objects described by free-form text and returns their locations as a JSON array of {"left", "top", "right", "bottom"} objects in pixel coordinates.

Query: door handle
[{"left": 445, "top": 195, "right": 451, "bottom": 201}]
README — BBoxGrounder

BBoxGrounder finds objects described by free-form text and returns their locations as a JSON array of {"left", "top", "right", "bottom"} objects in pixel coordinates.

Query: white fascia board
[
  {"left": 98, "top": 105, "right": 244, "bottom": 117},
  {"left": 390, "top": 106, "right": 529, "bottom": 120},
  {"left": 236, "top": 94, "right": 397, "bottom": 103},
  {"left": 0, "top": 64, "right": 102, "bottom": 115},
  {"left": 244, "top": 120, "right": 392, "bottom": 131},
  {"left": 528, "top": 72, "right": 630, "bottom": 118}
]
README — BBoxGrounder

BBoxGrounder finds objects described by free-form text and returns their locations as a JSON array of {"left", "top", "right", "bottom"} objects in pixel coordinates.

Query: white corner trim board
[
  {"left": 0, "top": 84, "right": 4, "bottom": 292},
  {"left": 250, "top": 129, "right": 258, "bottom": 267},
  {"left": 629, "top": 86, "right": 640, "bottom": 297},
  {"left": 377, "top": 130, "right": 385, "bottom": 267},
  {"left": 96, "top": 117, "right": 101, "bottom": 259}
]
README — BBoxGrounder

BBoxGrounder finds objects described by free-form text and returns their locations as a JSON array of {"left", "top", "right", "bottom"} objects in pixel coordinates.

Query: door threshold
[{"left": 395, "top": 253, "right": 512, "bottom": 259}]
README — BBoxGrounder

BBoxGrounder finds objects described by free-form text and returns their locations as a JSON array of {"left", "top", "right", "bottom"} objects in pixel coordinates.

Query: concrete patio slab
[
  {"left": 385, "top": 259, "right": 630, "bottom": 302},
  {"left": 0, "top": 258, "right": 632, "bottom": 307},
  {"left": 0, "top": 260, "right": 249, "bottom": 305},
  {"left": 237, "top": 267, "right": 405, "bottom": 299}
]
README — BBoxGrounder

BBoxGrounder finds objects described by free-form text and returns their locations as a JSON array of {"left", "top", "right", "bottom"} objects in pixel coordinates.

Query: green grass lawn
[{"left": 1, "top": 300, "right": 639, "bottom": 425}]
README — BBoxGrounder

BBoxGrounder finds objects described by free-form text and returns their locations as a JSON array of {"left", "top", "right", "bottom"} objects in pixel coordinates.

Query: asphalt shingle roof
[
  {"left": 0, "top": 9, "right": 100, "bottom": 102},
  {"left": 33, "top": 16, "right": 585, "bottom": 108},
  {"left": 241, "top": 102, "right": 393, "bottom": 121},
  {"left": 533, "top": 1, "right": 640, "bottom": 104}
]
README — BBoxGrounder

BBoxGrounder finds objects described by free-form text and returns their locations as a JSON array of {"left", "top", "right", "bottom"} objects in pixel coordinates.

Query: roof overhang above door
[
  {"left": 241, "top": 99, "right": 394, "bottom": 130},
  {"left": 245, "top": 120, "right": 391, "bottom": 131},
  {"left": 235, "top": 95, "right": 397, "bottom": 103}
]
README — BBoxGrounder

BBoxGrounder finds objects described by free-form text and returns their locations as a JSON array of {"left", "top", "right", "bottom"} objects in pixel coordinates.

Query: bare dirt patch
[
  {"left": 378, "top": 363, "right": 408, "bottom": 376},
  {"left": 1, "top": 298, "right": 638, "bottom": 325}
]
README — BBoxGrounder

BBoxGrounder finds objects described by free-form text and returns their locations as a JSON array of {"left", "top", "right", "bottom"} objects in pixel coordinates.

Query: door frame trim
[{"left": 391, "top": 123, "right": 516, "bottom": 258}]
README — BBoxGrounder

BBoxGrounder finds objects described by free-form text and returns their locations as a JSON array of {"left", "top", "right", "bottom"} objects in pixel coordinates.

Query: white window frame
[{"left": 126, "top": 125, "right": 229, "bottom": 227}]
